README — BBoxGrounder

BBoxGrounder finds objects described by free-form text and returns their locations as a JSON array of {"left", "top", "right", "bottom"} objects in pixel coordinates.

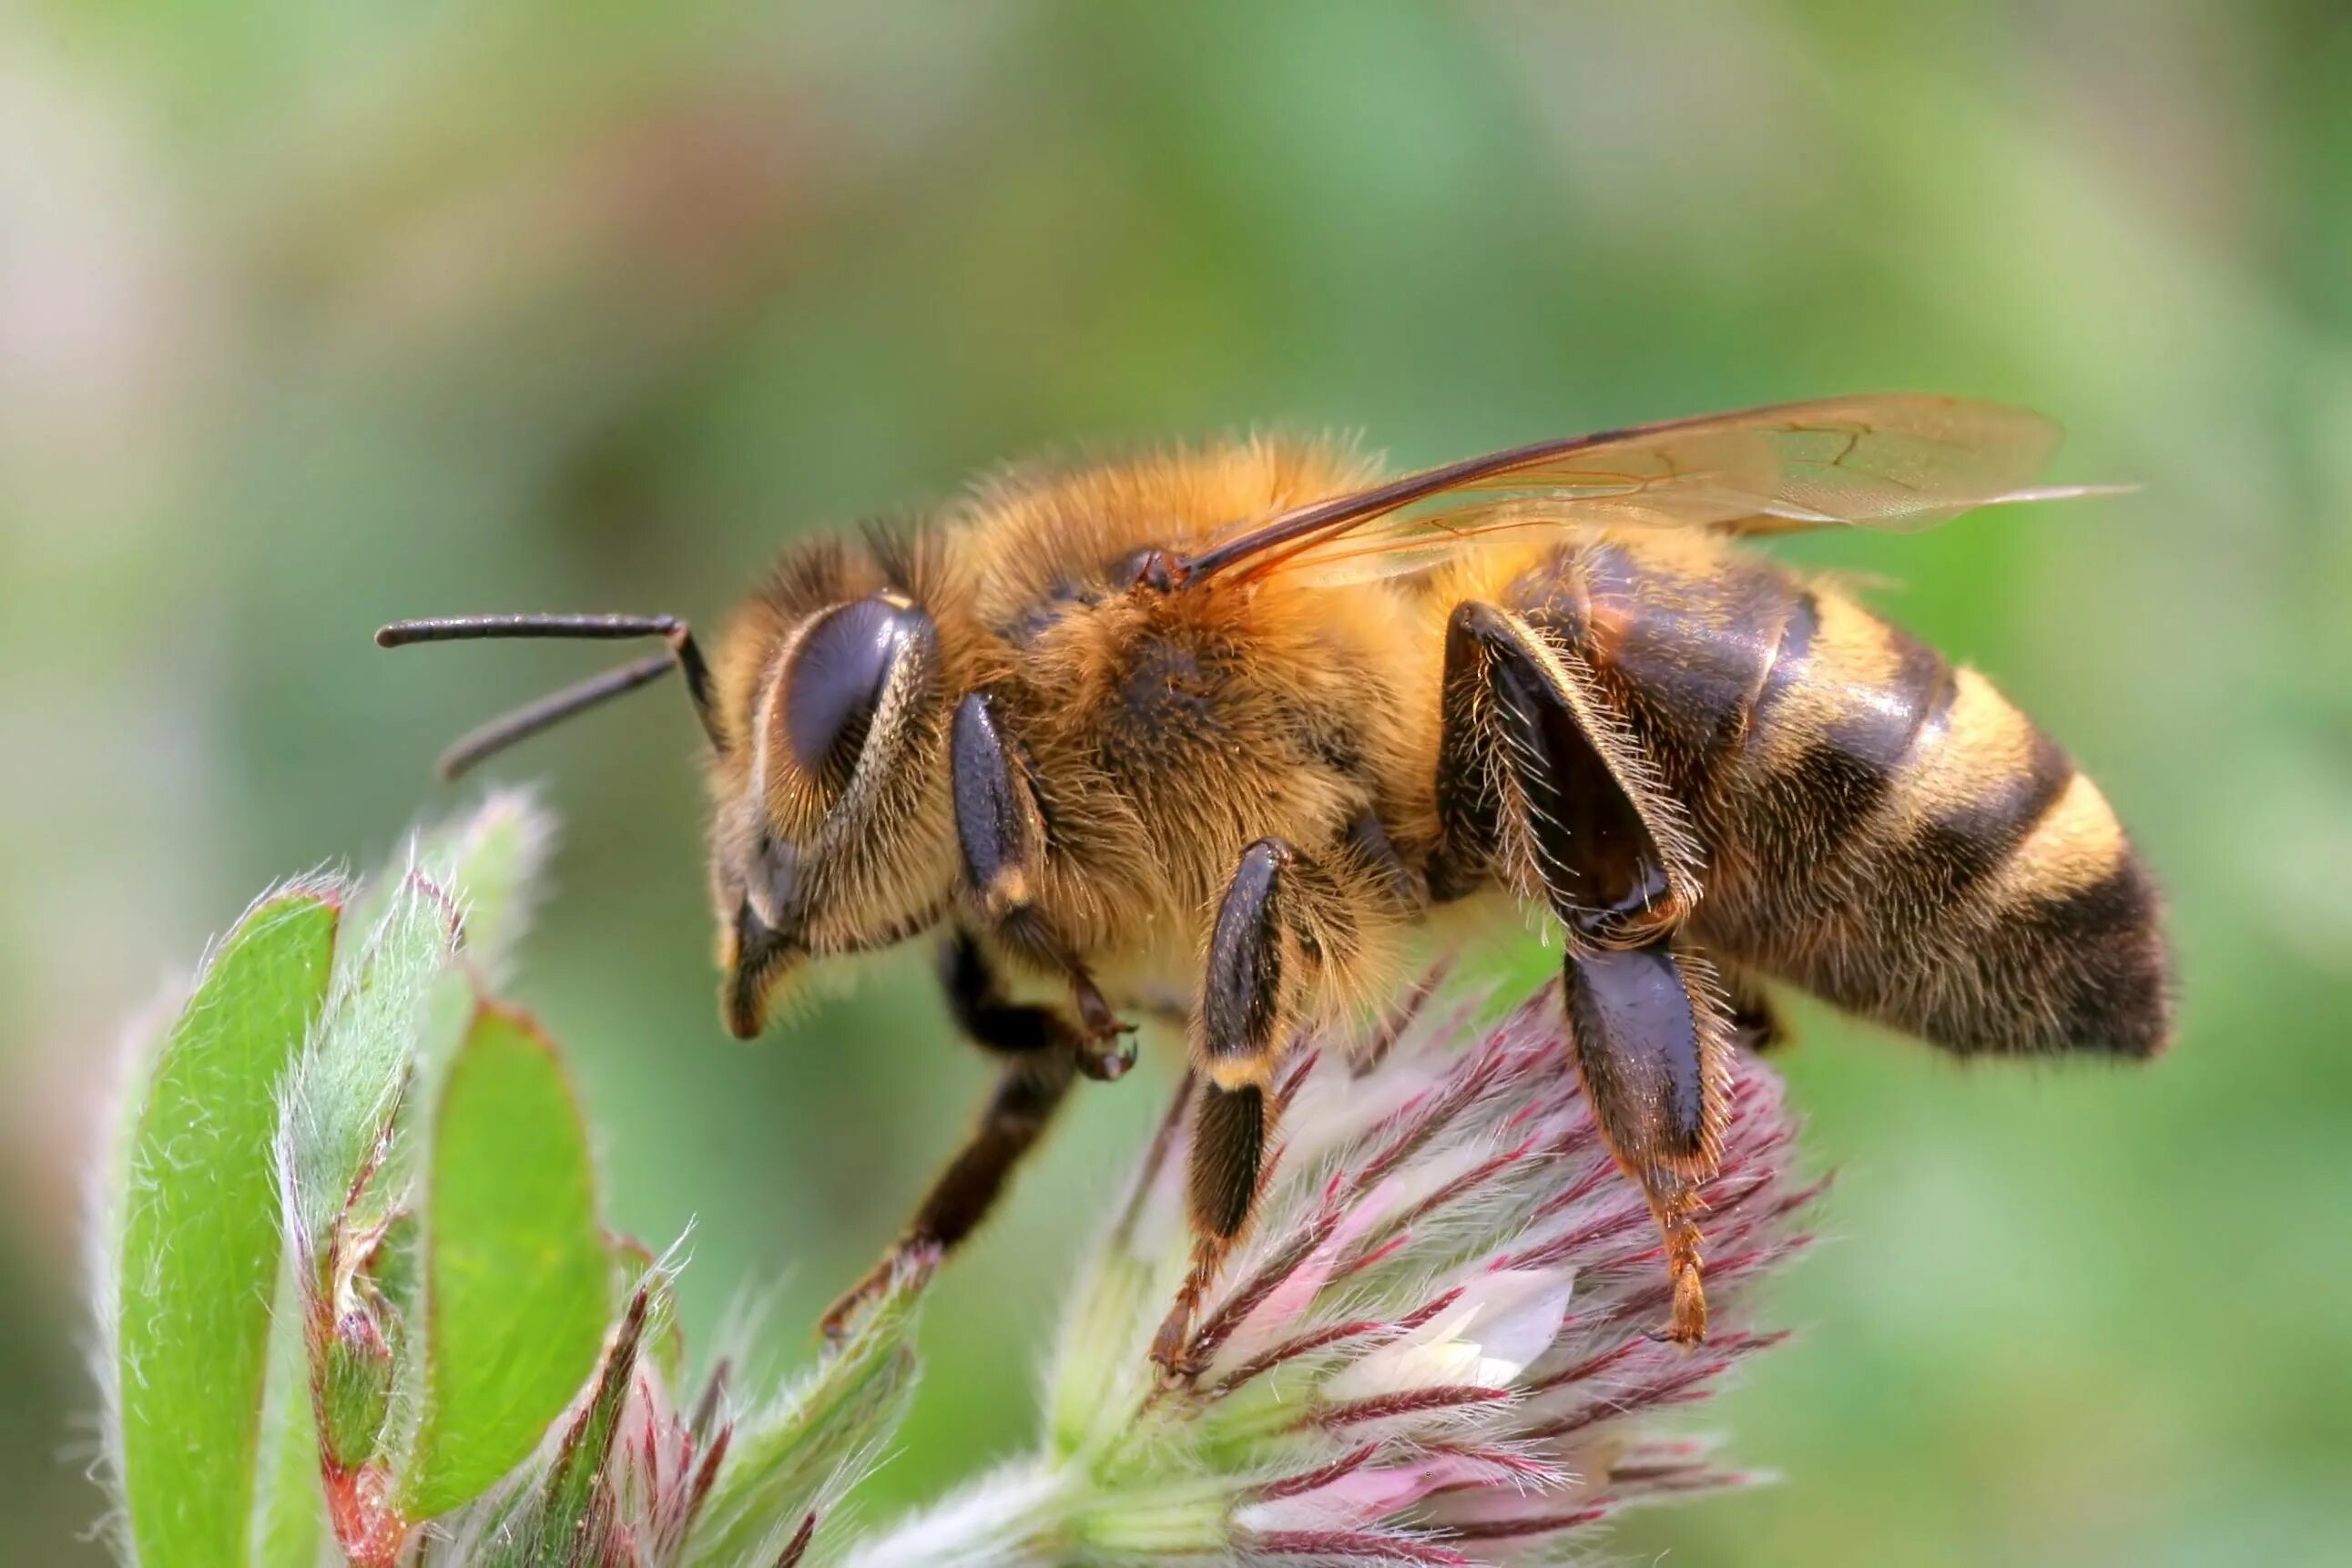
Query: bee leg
[
  {"left": 1561, "top": 941, "right": 1731, "bottom": 1345},
  {"left": 1439, "top": 601, "right": 1697, "bottom": 942},
  {"left": 952, "top": 689, "right": 1135, "bottom": 1082},
  {"left": 1427, "top": 608, "right": 1503, "bottom": 903},
  {"left": 1151, "top": 838, "right": 1312, "bottom": 1377},
  {"left": 1068, "top": 969, "right": 1139, "bottom": 1083},
  {"left": 1437, "top": 601, "right": 1726, "bottom": 1342},
  {"left": 819, "top": 929, "right": 1081, "bottom": 1339}
]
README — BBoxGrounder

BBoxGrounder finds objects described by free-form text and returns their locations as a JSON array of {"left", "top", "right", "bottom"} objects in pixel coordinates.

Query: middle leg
[{"left": 1150, "top": 837, "right": 1335, "bottom": 1374}]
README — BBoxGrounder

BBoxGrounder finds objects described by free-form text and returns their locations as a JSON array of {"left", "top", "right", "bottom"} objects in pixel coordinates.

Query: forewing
[{"left": 1177, "top": 395, "right": 2105, "bottom": 588}]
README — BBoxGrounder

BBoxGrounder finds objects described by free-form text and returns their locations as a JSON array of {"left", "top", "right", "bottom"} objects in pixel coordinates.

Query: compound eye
[{"left": 782, "top": 596, "right": 926, "bottom": 776}]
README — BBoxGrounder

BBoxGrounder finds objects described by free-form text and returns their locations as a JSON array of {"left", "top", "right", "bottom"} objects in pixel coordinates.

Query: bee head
[{"left": 710, "top": 590, "right": 955, "bottom": 1039}]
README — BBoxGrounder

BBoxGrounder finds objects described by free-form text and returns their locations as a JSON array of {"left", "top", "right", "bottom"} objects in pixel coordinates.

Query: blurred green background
[{"left": 5, "top": 3, "right": 2348, "bottom": 1563}]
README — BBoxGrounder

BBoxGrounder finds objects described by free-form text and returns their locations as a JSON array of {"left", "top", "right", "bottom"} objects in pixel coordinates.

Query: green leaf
[
  {"left": 685, "top": 1255, "right": 932, "bottom": 1568},
  {"left": 343, "top": 791, "right": 554, "bottom": 992},
  {"left": 272, "top": 845, "right": 473, "bottom": 1562},
  {"left": 408, "top": 789, "right": 554, "bottom": 986},
  {"left": 398, "top": 1003, "right": 611, "bottom": 1517},
  {"left": 109, "top": 883, "right": 341, "bottom": 1568},
  {"left": 248, "top": 1253, "right": 328, "bottom": 1568},
  {"left": 279, "top": 868, "right": 464, "bottom": 1271},
  {"left": 281, "top": 794, "right": 555, "bottom": 1278}
]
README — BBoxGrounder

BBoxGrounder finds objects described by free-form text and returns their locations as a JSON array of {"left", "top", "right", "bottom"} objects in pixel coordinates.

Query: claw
[
  {"left": 1147, "top": 1245, "right": 1221, "bottom": 1383},
  {"left": 1070, "top": 969, "right": 1139, "bottom": 1081},
  {"left": 1148, "top": 1298, "right": 1203, "bottom": 1383},
  {"left": 1662, "top": 1265, "right": 1709, "bottom": 1349},
  {"left": 817, "top": 1278, "right": 882, "bottom": 1343},
  {"left": 1079, "top": 1030, "right": 1139, "bottom": 1082},
  {"left": 818, "top": 1245, "right": 921, "bottom": 1343}
]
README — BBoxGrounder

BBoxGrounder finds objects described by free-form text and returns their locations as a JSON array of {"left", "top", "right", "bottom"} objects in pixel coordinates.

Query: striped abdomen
[{"left": 1506, "top": 533, "right": 2171, "bottom": 1055}]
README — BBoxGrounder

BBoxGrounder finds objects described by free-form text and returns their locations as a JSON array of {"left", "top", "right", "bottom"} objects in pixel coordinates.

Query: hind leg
[
  {"left": 1560, "top": 941, "right": 1732, "bottom": 1341},
  {"left": 1437, "top": 601, "right": 1732, "bottom": 1342}
]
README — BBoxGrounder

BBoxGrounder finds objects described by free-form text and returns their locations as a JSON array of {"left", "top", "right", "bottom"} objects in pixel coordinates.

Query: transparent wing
[{"left": 1175, "top": 394, "right": 2122, "bottom": 589}]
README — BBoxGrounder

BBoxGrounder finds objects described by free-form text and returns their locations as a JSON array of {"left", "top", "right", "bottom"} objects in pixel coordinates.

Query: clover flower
[{"left": 851, "top": 974, "right": 1817, "bottom": 1566}]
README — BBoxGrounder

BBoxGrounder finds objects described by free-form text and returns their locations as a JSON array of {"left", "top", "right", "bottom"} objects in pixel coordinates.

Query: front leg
[
  {"left": 820, "top": 930, "right": 1081, "bottom": 1338},
  {"left": 1438, "top": 601, "right": 1730, "bottom": 1343},
  {"left": 1151, "top": 838, "right": 1322, "bottom": 1375},
  {"left": 953, "top": 689, "right": 1135, "bottom": 1081}
]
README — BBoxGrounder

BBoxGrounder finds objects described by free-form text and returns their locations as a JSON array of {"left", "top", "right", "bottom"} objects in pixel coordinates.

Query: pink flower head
[{"left": 876, "top": 972, "right": 1819, "bottom": 1567}]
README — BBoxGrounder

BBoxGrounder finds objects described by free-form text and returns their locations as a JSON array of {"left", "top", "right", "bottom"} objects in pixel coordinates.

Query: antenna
[{"left": 376, "top": 613, "right": 724, "bottom": 780}]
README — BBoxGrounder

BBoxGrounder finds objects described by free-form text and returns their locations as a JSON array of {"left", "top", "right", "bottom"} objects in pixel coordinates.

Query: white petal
[
  {"left": 1461, "top": 1268, "right": 1576, "bottom": 1383},
  {"left": 1320, "top": 1268, "right": 1573, "bottom": 1403}
]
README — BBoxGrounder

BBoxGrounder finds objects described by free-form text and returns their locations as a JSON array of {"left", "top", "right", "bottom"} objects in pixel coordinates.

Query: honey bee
[{"left": 381, "top": 393, "right": 2172, "bottom": 1367}]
